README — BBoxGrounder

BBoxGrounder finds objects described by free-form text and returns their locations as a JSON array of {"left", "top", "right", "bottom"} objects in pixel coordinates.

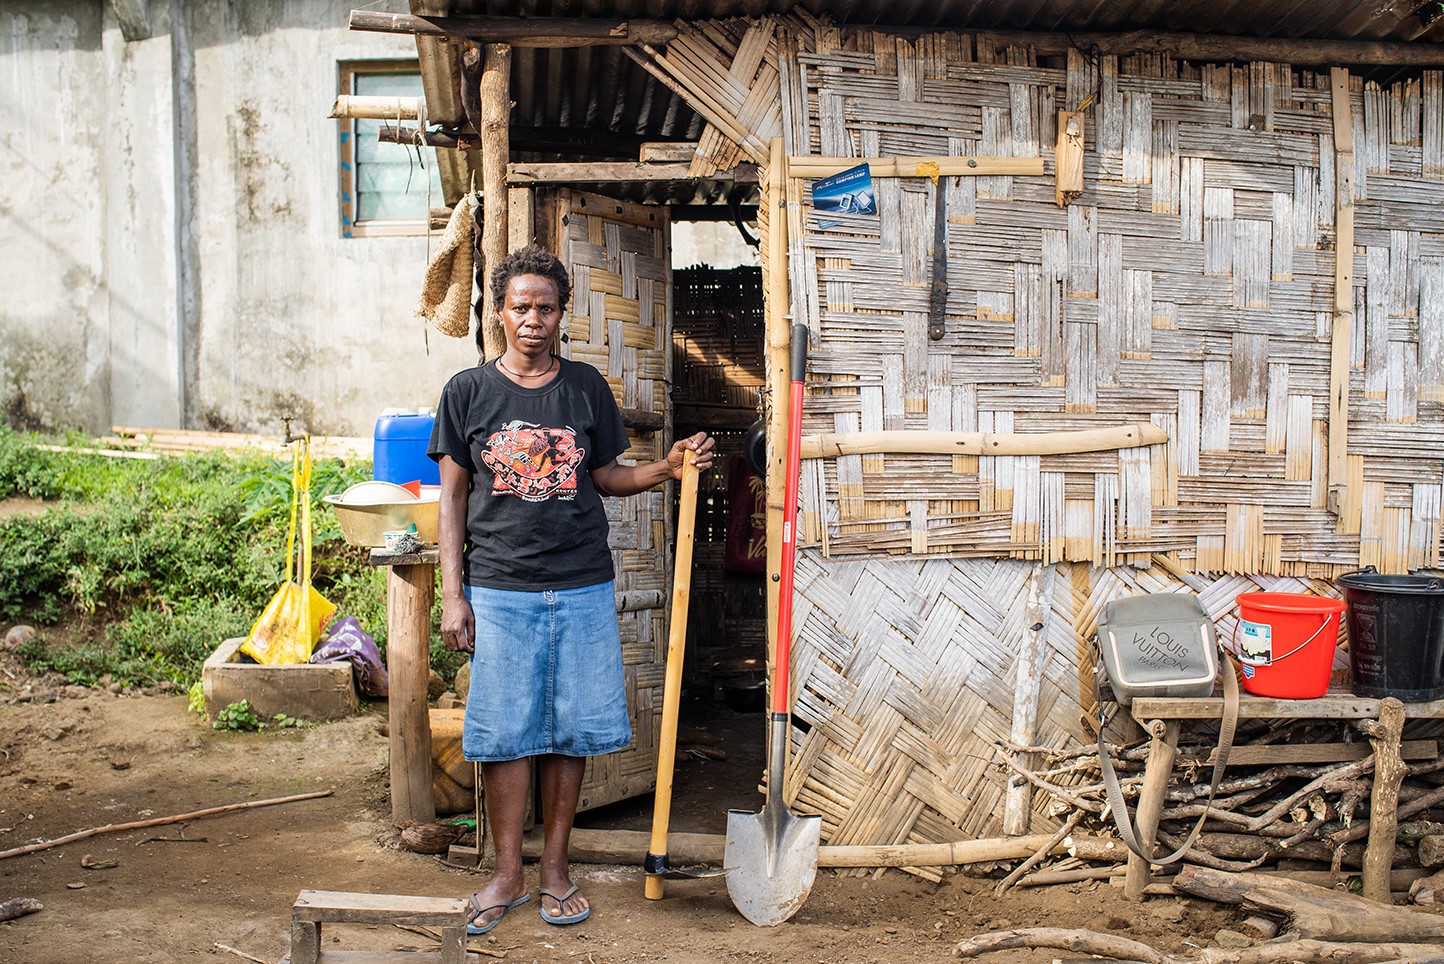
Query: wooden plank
[
  {"left": 1126, "top": 690, "right": 1444, "bottom": 722},
  {"left": 1193, "top": 739, "right": 1437, "bottom": 766},
  {"left": 507, "top": 161, "right": 759, "bottom": 184},
  {"left": 293, "top": 891, "right": 469, "bottom": 925}
]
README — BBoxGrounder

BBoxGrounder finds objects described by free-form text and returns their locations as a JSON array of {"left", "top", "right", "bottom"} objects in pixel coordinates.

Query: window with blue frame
[{"left": 338, "top": 61, "right": 442, "bottom": 237}]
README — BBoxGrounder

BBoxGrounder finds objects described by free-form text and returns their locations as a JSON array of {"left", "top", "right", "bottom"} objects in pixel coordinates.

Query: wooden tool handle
[{"left": 643, "top": 458, "right": 701, "bottom": 900}]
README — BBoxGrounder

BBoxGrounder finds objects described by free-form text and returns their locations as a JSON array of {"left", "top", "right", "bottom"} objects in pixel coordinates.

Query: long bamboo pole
[{"left": 800, "top": 423, "right": 1167, "bottom": 459}]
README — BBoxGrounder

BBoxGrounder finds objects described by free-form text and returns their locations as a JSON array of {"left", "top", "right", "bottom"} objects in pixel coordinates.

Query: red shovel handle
[{"left": 773, "top": 325, "right": 808, "bottom": 716}]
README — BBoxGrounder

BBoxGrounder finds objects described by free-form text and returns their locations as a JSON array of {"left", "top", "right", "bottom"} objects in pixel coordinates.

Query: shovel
[
  {"left": 644, "top": 458, "right": 726, "bottom": 895},
  {"left": 725, "top": 324, "right": 821, "bottom": 926}
]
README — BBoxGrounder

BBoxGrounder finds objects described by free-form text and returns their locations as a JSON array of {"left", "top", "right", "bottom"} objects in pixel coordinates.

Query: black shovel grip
[{"left": 790, "top": 325, "right": 808, "bottom": 383}]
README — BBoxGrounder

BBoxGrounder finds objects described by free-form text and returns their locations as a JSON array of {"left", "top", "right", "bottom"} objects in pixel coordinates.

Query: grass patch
[{"left": 0, "top": 427, "right": 459, "bottom": 689}]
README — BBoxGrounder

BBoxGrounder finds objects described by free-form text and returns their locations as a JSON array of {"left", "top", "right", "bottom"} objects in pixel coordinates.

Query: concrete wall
[{"left": 0, "top": 0, "right": 479, "bottom": 436}]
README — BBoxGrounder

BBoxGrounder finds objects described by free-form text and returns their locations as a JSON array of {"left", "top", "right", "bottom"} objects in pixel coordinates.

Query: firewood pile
[
  {"left": 947, "top": 721, "right": 1444, "bottom": 962},
  {"left": 994, "top": 718, "right": 1444, "bottom": 900}
]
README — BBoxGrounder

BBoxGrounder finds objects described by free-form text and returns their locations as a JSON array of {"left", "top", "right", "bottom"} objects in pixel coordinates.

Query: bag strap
[{"left": 1095, "top": 648, "right": 1239, "bottom": 866}]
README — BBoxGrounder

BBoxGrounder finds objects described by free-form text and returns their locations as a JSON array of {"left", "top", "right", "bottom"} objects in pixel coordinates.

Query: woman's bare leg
[
  {"left": 536, "top": 753, "right": 589, "bottom": 920},
  {"left": 468, "top": 758, "right": 532, "bottom": 928}
]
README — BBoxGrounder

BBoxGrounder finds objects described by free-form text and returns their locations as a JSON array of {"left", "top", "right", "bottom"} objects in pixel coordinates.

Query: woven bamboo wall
[
  {"left": 775, "top": 29, "right": 1444, "bottom": 576},
  {"left": 786, "top": 554, "right": 1348, "bottom": 869},
  {"left": 657, "top": 17, "right": 1444, "bottom": 859}
]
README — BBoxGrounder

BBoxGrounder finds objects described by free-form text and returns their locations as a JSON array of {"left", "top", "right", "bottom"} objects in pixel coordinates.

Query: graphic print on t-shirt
[{"left": 480, "top": 420, "right": 587, "bottom": 502}]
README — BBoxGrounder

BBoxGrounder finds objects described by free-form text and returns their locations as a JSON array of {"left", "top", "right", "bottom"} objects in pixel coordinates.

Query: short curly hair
[{"left": 490, "top": 244, "right": 572, "bottom": 313}]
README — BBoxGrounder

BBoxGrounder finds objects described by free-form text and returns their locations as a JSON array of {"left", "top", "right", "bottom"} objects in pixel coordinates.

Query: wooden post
[
  {"left": 1003, "top": 563, "right": 1050, "bottom": 835},
  {"left": 764, "top": 136, "right": 790, "bottom": 671},
  {"left": 387, "top": 562, "right": 437, "bottom": 825},
  {"left": 1125, "top": 719, "right": 1181, "bottom": 900},
  {"left": 1328, "top": 67, "right": 1356, "bottom": 519},
  {"left": 479, "top": 42, "right": 511, "bottom": 361},
  {"left": 1363, "top": 697, "right": 1407, "bottom": 903}
]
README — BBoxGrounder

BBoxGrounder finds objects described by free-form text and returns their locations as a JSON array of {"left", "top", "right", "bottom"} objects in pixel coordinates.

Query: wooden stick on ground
[
  {"left": 212, "top": 943, "right": 271, "bottom": 964},
  {"left": 954, "top": 927, "right": 1167, "bottom": 963},
  {"left": 994, "top": 809, "right": 1083, "bottom": 896},
  {"left": 0, "top": 790, "right": 334, "bottom": 860},
  {"left": 0, "top": 897, "right": 42, "bottom": 922}
]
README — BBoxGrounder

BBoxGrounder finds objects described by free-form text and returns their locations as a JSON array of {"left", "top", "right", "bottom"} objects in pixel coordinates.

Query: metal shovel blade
[{"left": 724, "top": 797, "right": 822, "bottom": 926}]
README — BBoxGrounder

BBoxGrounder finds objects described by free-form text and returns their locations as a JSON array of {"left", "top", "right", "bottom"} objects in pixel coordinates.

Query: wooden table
[
  {"left": 369, "top": 548, "right": 440, "bottom": 825},
  {"left": 1123, "top": 687, "right": 1432, "bottom": 901}
]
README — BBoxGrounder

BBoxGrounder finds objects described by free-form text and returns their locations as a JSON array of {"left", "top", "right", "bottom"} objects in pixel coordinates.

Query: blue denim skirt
[{"left": 462, "top": 581, "right": 632, "bottom": 761}]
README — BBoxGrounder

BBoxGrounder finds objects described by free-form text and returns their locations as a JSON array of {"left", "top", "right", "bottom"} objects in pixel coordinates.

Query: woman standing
[{"left": 429, "top": 245, "right": 714, "bottom": 935}]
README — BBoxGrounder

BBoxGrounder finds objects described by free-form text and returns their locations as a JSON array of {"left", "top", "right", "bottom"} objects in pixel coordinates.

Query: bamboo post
[
  {"left": 1328, "top": 67, "right": 1356, "bottom": 520},
  {"left": 387, "top": 562, "right": 437, "bottom": 825},
  {"left": 1363, "top": 697, "right": 1407, "bottom": 903},
  {"left": 479, "top": 42, "right": 511, "bottom": 361},
  {"left": 764, "top": 136, "right": 790, "bottom": 675},
  {"left": 1125, "top": 719, "right": 1181, "bottom": 900}
]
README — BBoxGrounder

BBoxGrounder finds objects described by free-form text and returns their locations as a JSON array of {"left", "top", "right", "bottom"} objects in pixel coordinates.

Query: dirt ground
[{"left": 0, "top": 649, "right": 1245, "bottom": 964}]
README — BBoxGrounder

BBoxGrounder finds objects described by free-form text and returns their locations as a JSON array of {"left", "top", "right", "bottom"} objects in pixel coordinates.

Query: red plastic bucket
[{"left": 1234, "top": 592, "right": 1346, "bottom": 699}]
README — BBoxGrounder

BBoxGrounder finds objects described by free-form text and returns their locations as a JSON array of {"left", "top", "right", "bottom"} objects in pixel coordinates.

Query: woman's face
[{"left": 500, "top": 274, "right": 562, "bottom": 357}]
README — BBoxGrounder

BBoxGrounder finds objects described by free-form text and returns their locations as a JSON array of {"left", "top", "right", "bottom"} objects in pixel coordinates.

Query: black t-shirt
[{"left": 428, "top": 358, "right": 630, "bottom": 591}]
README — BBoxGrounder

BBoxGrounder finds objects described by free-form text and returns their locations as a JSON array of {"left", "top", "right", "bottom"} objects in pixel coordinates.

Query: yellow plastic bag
[{"left": 241, "top": 437, "right": 336, "bottom": 664}]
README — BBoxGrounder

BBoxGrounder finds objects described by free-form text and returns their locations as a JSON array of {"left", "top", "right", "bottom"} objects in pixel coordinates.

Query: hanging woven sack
[{"left": 415, "top": 194, "right": 477, "bottom": 338}]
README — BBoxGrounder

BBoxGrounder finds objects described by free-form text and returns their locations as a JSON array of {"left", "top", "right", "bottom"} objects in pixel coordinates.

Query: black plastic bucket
[{"left": 1335, "top": 567, "right": 1444, "bottom": 701}]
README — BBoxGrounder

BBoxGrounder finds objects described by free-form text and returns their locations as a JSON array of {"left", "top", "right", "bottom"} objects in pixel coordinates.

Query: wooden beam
[
  {"left": 640, "top": 142, "right": 700, "bottom": 163},
  {"left": 973, "top": 28, "right": 1444, "bottom": 68},
  {"left": 1127, "top": 690, "right": 1444, "bottom": 722},
  {"left": 1329, "top": 67, "right": 1357, "bottom": 518},
  {"left": 348, "top": 11, "right": 678, "bottom": 47},
  {"left": 506, "top": 161, "right": 760, "bottom": 184},
  {"left": 788, "top": 155, "right": 1045, "bottom": 178},
  {"left": 479, "top": 42, "right": 510, "bottom": 361},
  {"left": 378, "top": 124, "right": 657, "bottom": 160},
  {"left": 800, "top": 423, "right": 1167, "bottom": 459}
]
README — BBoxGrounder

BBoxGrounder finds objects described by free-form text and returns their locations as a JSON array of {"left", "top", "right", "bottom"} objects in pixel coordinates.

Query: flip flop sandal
[
  {"left": 538, "top": 881, "right": 590, "bottom": 926},
  {"left": 465, "top": 892, "right": 530, "bottom": 936}
]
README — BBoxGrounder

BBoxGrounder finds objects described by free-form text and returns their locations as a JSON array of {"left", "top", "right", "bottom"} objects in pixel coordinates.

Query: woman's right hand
[{"left": 440, "top": 594, "right": 475, "bottom": 654}]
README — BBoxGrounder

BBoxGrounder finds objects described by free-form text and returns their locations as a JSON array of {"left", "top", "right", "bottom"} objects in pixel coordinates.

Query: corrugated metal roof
[
  {"left": 405, "top": 0, "right": 1444, "bottom": 203},
  {"left": 431, "top": 0, "right": 1444, "bottom": 43}
]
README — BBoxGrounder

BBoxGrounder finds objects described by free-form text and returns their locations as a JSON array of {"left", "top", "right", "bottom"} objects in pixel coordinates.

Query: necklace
[{"left": 497, "top": 355, "right": 556, "bottom": 380}]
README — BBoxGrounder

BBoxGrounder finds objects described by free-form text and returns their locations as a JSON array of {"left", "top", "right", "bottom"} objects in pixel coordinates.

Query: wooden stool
[{"left": 284, "top": 890, "right": 471, "bottom": 964}]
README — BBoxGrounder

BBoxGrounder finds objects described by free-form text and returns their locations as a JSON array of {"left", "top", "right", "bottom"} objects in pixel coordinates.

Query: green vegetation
[
  {"left": 212, "top": 698, "right": 262, "bottom": 731},
  {"left": 0, "top": 427, "right": 464, "bottom": 691}
]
